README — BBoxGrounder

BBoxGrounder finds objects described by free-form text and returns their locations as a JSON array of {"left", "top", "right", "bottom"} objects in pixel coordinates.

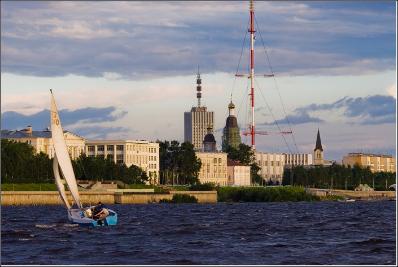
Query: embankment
[
  {"left": 305, "top": 188, "right": 396, "bottom": 200},
  {"left": 1, "top": 191, "right": 217, "bottom": 205}
]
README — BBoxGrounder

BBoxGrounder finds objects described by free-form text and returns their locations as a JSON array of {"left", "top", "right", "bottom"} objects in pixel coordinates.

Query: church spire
[{"left": 314, "top": 128, "right": 323, "bottom": 151}]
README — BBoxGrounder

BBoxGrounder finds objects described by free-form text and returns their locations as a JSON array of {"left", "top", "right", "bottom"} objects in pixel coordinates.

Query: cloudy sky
[{"left": 1, "top": 1, "right": 396, "bottom": 161}]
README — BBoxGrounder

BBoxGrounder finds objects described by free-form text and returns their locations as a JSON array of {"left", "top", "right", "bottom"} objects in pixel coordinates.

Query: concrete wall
[
  {"left": 306, "top": 188, "right": 396, "bottom": 200},
  {"left": 1, "top": 191, "right": 217, "bottom": 205}
]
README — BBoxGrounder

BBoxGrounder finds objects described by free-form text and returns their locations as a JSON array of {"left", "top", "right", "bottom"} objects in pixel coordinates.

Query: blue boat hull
[{"left": 68, "top": 207, "right": 118, "bottom": 227}]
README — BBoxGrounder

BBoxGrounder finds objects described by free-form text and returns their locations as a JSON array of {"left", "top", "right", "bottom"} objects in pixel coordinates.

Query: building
[
  {"left": 1, "top": 125, "right": 85, "bottom": 160},
  {"left": 255, "top": 152, "right": 285, "bottom": 184},
  {"left": 184, "top": 70, "right": 214, "bottom": 150},
  {"left": 227, "top": 159, "right": 251, "bottom": 186},
  {"left": 283, "top": 153, "right": 313, "bottom": 167},
  {"left": 342, "top": 153, "right": 396, "bottom": 173},
  {"left": 313, "top": 129, "right": 324, "bottom": 165},
  {"left": 195, "top": 152, "right": 228, "bottom": 186},
  {"left": 85, "top": 140, "right": 160, "bottom": 184},
  {"left": 203, "top": 126, "right": 217, "bottom": 152},
  {"left": 222, "top": 100, "right": 241, "bottom": 150}
]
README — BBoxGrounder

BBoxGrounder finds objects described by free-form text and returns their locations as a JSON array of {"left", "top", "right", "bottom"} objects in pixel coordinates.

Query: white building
[
  {"left": 1, "top": 125, "right": 85, "bottom": 160},
  {"left": 283, "top": 153, "right": 313, "bottom": 167},
  {"left": 86, "top": 140, "right": 159, "bottom": 184},
  {"left": 227, "top": 159, "right": 251, "bottom": 186},
  {"left": 196, "top": 152, "right": 228, "bottom": 186},
  {"left": 255, "top": 152, "right": 285, "bottom": 185},
  {"left": 184, "top": 71, "right": 214, "bottom": 151}
]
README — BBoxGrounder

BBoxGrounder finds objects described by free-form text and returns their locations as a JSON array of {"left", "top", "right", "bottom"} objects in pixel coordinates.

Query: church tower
[
  {"left": 222, "top": 100, "right": 241, "bottom": 151},
  {"left": 313, "top": 128, "right": 324, "bottom": 165}
]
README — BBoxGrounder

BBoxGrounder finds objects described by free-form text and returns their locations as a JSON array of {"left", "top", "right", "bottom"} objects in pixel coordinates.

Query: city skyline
[{"left": 1, "top": 1, "right": 396, "bottom": 161}]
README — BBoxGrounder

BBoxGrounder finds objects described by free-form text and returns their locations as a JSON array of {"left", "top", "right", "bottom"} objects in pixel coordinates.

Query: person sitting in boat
[{"left": 92, "top": 202, "right": 109, "bottom": 220}]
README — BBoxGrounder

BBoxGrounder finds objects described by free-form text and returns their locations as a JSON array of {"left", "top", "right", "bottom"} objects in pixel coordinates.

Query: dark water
[{"left": 1, "top": 201, "right": 396, "bottom": 265}]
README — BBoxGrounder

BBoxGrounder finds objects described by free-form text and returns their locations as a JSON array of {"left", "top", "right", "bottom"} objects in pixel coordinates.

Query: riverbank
[{"left": 0, "top": 190, "right": 217, "bottom": 205}]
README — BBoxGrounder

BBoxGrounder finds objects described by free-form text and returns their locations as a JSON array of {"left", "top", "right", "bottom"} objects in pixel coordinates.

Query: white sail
[
  {"left": 50, "top": 90, "right": 82, "bottom": 208},
  {"left": 53, "top": 155, "right": 71, "bottom": 209}
]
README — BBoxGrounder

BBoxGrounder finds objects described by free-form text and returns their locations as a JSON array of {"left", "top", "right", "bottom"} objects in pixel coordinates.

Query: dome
[
  {"left": 203, "top": 133, "right": 216, "bottom": 143},
  {"left": 226, "top": 116, "right": 238, "bottom": 128}
]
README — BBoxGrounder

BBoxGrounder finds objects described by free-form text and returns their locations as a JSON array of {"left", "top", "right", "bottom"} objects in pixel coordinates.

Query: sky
[{"left": 1, "top": 1, "right": 397, "bottom": 161}]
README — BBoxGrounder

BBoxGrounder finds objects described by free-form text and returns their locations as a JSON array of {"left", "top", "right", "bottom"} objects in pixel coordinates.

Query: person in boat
[{"left": 92, "top": 202, "right": 109, "bottom": 220}]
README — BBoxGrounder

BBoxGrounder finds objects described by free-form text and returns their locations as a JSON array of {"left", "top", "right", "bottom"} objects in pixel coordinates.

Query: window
[
  {"left": 107, "top": 145, "right": 114, "bottom": 151},
  {"left": 116, "top": 145, "right": 124, "bottom": 151},
  {"left": 97, "top": 145, "right": 104, "bottom": 151},
  {"left": 88, "top": 146, "right": 95, "bottom": 152},
  {"left": 116, "top": 154, "right": 123, "bottom": 164}
]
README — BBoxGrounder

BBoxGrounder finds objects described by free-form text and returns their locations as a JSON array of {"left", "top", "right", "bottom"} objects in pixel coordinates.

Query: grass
[
  {"left": 1, "top": 183, "right": 57, "bottom": 191},
  {"left": 217, "top": 186, "right": 320, "bottom": 202}
]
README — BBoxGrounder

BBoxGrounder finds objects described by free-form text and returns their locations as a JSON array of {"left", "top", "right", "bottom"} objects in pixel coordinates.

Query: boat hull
[{"left": 68, "top": 208, "right": 118, "bottom": 227}]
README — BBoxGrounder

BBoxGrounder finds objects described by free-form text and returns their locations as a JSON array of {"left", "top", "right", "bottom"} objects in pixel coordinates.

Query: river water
[{"left": 1, "top": 201, "right": 396, "bottom": 265}]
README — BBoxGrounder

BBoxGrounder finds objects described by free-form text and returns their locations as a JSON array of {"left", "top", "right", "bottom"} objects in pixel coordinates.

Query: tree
[
  {"left": 224, "top": 143, "right": 262, "bottom": 185},
  {"left": 157, "top": 140, "right": 201, "bottom": 185}
]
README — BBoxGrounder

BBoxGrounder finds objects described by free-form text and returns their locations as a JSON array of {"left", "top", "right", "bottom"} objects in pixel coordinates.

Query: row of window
[
  {"left": 86, "top": 145, "right": 158, "bottom": 153},
  {"left": 258, "top": 160, "right": 283, "bottom": 166}
]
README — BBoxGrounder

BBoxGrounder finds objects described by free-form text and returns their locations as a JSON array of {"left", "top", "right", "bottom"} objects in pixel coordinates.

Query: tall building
[
  {"left": 255, "top": 152, "right": 285, "bottom": 184},
  {"left": 184, "top": 70, "right": 214, "bottom": 151},
  {"left": 222, "top": 100, "right": 241, "bottom": 151},
  {"left": 195, "top": 151, "right": 228, "bottom": 186},
  {"left": 1, "top": 125, "right": 85, "bottom": 160},
  {"left": 342, "top": 153, "right": 396, "bottom": 173},
  {"left": 313, "top": 129, "right": 324, "bottom": 165},
  {"left": 203, "top": 126, "right": 216, "bottom": 152},
  {"left": 85, "top": 140, "right": 160, "bottom": 184}
]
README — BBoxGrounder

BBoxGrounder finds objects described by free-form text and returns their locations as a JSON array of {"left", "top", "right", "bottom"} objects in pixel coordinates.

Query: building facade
[
  {"left": 195, "top": 152, "right": 228, "bottom": 186},
  {"left": 1, "top": 126, "right": 85, "bottom": 160},
  {"left": 255, "top": 152, "right": 285, "bottom": 184},
  {"left": 313, "top": 129, "right": 324, "bottom": 165},
  {"left": 283, "top": 153, "right": 313, "bottom": 167},
  {"left": 342, "top": 153, "right": 396, "bottom": 173},
  {"left": 85, "top": 140, "right": 160, "bottom": 184},
  {"left": 227, "top": 159, "right": 251, "bottom": 186},
  {"left": 222, "top": 101, "right": 241, "bottom": 150},
  {"left": 184, "top": 71, "right": 214, "bottom": 150}
]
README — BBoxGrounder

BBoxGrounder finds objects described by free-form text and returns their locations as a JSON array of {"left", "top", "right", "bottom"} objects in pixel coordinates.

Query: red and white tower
[{"left": 249, "top": 0, "right": 256, "bottom": 149}]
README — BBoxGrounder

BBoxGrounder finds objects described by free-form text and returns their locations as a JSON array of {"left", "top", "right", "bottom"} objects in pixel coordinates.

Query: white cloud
[{"left": 387, "top": 83, "right": 397, "bottom": 99}]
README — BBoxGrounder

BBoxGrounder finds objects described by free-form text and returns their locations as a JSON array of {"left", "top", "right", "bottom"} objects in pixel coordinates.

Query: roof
[
  {"left": 203, "top": 133, "right": 216, "bottom": 143},
  {"left": 314, "top": 129, "right": 323, "bottom": 151},
  {"left": 1, "top": 129, "right": 83, "bottom": 139},
  {"left": 225, "top": 116, "right": 238, "bottom": 128},
  {"left": 227, "top": 158, "right": 249, "bottom": 166}
]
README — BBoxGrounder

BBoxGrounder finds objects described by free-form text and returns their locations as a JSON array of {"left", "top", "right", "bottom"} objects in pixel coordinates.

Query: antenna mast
[
  {"left": 249, "top": 0, "right": 256, "bottom": 149},
  {"left": 196, "top": 65, "right": 202, "bottom": 107}
]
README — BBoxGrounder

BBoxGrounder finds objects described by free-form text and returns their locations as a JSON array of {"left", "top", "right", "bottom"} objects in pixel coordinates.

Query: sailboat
[{"left": 50, "top": 89, "right": 118, "bottom": 226}]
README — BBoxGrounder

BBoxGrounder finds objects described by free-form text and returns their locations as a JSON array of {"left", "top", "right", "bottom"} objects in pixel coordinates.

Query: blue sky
[{"left": 1, "top": 1, "right": 396, "bottom": 161}]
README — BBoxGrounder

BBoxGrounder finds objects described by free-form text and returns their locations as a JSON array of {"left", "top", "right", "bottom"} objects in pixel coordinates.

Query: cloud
[
  {"left": 386, "top": 83, "right": 396, "bottom": 99},
  {"left": 267, "top": 94, "right": 396, "bottom": 126},
  {"left": 1, "top": 106, "right": 128, "bottom": 130},
  {"left": 261, "top": 111, "right": 324, "bottom": 126},
  {"left": 70, "top": 126, "right": 132, "bottom": 140},
  {"left": 1, "top": 1, "right": 395, "bottom": 79}
]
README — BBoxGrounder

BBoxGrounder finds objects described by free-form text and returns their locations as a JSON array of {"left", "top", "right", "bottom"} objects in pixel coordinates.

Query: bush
[
  {"left": 217, "top": 186, "right": 320, "bottom": 202},
  {"left": 189, "top": 182, "right": 216, "bottom": 191},
  {"left": 159, "top": 194, "right": 198, "bottom": 203}
]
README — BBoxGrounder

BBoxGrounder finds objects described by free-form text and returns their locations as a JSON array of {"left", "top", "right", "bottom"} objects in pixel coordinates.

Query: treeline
[
  {"left": 283, "top": 164, "right": 396, "bottom": 190},
  {"left": 1, "top": 139, "right": 148, "bottom": 184},
  {"left": 158, "top": 140, "right": 201, "bottom": 185}
]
